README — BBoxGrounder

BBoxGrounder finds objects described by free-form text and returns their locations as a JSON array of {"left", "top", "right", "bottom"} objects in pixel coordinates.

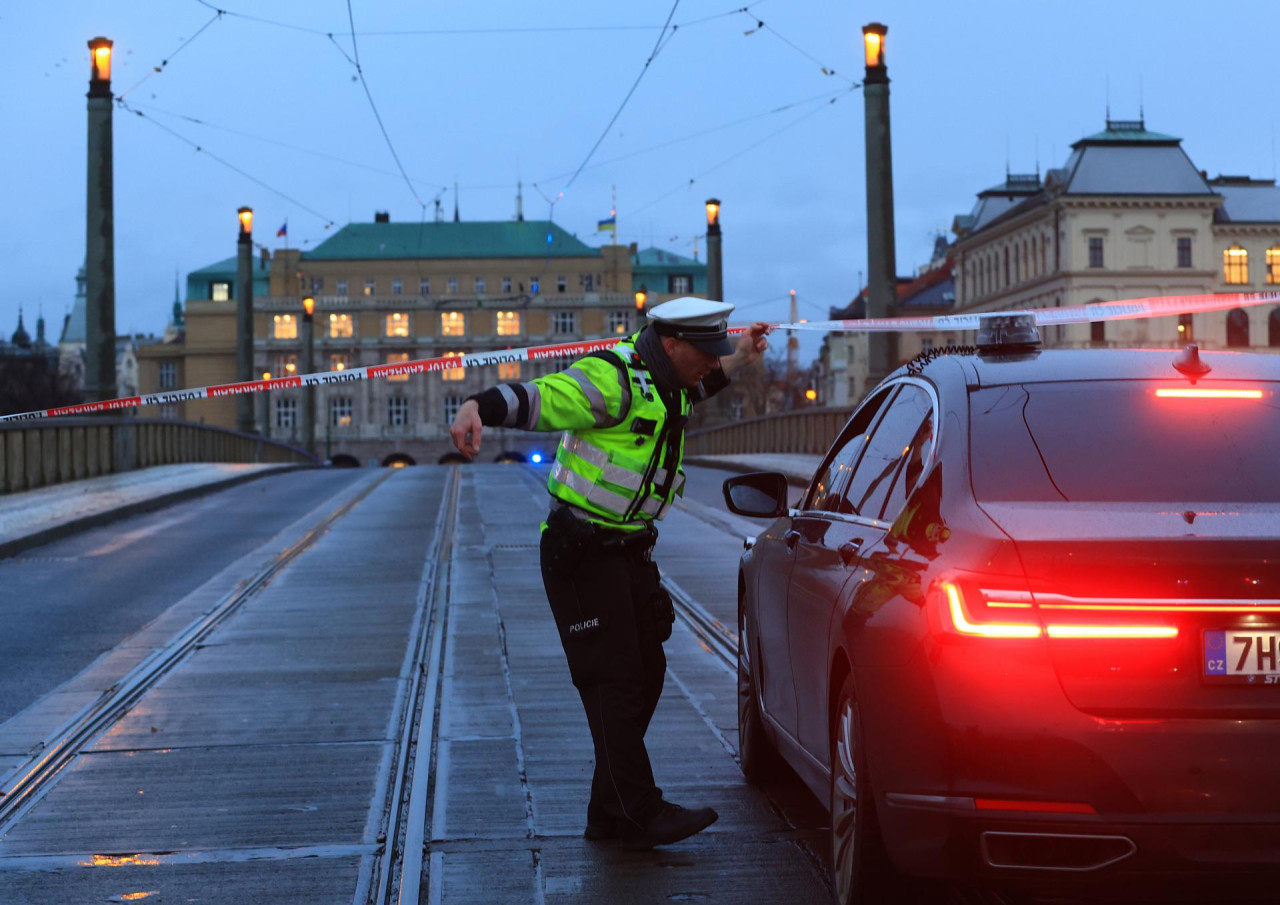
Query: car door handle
[
  {"left": 838, "top": 539, "right": 863, "bottom": 566},
  {"left": 784, "top": 530, "right": 801, "bottom": 550}
]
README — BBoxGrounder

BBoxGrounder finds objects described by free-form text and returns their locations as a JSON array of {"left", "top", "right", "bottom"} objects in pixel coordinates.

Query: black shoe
[
  {"left": 583, "top": 818, "right": 622, "bottom": 841},
  {"left": 621, "top": 801, "right": 719, "bottom": 850}
]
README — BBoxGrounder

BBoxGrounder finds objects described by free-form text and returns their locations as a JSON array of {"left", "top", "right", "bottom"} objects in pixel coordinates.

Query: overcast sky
[{"left": 5, "top": 0, "right": 1278, "bottom": 366}]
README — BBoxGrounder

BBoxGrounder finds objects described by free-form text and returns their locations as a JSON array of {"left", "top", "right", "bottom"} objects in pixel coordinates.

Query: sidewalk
[
  {"left": 684, "top": 453, "right": 821, "bottom": 486},
  {"left": 0, "top": 463, "right": 301, "bottom": 558}
]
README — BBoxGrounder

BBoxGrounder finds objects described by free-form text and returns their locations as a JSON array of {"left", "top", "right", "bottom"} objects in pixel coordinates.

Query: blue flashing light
[
  {"left": 546, "top": 232, "right": 553, "bottom": 245},
  {"left": 531, "top": 452, "right": 544, "bottom": 464}
]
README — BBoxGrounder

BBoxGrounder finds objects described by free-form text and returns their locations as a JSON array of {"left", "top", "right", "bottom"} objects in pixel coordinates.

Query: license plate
[{"left": 1203, "top": 630, "right": 1280, "bottom": 684}]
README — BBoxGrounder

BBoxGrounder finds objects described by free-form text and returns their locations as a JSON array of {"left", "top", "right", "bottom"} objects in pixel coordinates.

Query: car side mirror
[{"left": 723, "top": 472, "right": 790, "bottom": 518}]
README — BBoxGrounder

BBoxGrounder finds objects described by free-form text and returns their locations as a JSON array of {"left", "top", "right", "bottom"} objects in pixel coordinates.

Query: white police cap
[{"left": 646, "top": 297, "right": 736, "bottom": 356}]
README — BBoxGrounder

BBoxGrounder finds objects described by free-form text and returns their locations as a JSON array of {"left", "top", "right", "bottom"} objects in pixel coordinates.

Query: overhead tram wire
[
  {"left": 558, "top": 0, "right": 682, "bottom": 198},
  {"left": 345, "top": 0, "right": 428, "bottom": 212},
  {"left": 738, "top": 9, "right": 856, "bottom": 87},
  {"left": 118, "top": 8, "right": 226, "bottom": 101},
  {"left": 129, "top": 102, "right": 446, "bottom": 192},
  {"left": 629, "top": 87, "right": 856, "bottom": 218},
  {"left": 117, "top": 99, "right": 337, "bottom": 228}
]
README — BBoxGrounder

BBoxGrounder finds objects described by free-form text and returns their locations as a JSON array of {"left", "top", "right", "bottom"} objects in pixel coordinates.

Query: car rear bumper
[{"left": 878, "top": 799, "right": 1280, "bottom": 899}]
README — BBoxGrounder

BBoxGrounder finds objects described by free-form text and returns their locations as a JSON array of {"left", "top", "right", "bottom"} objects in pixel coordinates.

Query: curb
[{"left": 0, "top": 464, "right": 308, "bottom": 560}]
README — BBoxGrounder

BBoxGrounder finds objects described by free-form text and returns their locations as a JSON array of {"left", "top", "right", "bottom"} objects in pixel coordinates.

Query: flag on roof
[
  {"left": 277, "top": 220, "right": 288, "bottom": 238},
  {"left": 597, "top": 216, "right": 616, "bottom": 233}
]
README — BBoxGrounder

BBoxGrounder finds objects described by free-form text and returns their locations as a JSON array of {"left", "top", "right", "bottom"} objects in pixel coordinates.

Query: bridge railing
[
  {"left": 0, "top": 418, "right": 317, "bottom": 494},
  {"left": 684, "top": 406, "right": 854, "bottom": 456}
]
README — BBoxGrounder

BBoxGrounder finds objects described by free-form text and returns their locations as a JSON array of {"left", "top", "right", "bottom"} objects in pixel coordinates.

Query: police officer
[{"left": 450, "top": 298, "right": 768, "bottom": 848}]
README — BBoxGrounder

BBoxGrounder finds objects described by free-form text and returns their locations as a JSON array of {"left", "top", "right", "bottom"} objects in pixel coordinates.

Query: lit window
[
  {"left": 443, "top": 351, "right": 465, "bottom": 381},
  {"left": 502, "top": 276, "right": 512, "bottom": 293},
  {"left": 442, "top": 312, "right": 466, "bottom": 337},
  {"left": 1224, "top": 245, "right": 1249, "bottom": 284},
  {"left": 1267, "top": 247, "right": 1280, "bottom": 284},
  {"left": 329, "top": 313, "right": 353, "bottom": 338},
  {"left": 386, "top": 352, "right": 410, "bottom": 382},
  {"left": 443, "top": 395, "right": 462, "bottom": 424},
  {"left": 607, "top": 311, "right": 630, "bottom": 335},
  {"left": 336, "top": 280, "right": 348, "bottom": 297},
  {"left": 210, "top": 281, "right": 231, "bottom": 302},
  {"left": 273, "top": 314, "right": 298, "bottom": 339},
  {"left": 496, "top": 310, "right": 521, "bottom": 336},
  {"left": 447, "top": 277, "right": 458, "bottom": 294},
  {"left": 475, "top": 277, "right": 486, "bottom": 294},
  {"left": 420, "top": 277, "right": 431, "bottom": 296},
  {"left": 275, "top": 397, "right": 297, "bottom": 428},
  {"left": 158, "top": 361, "right": 177, "bottom": 390},
  {"left": 364, "top": 279, "right": 376, "bottom": 296},
  {"left": 273, "top": 353, "right": 297, "bottom": 377},
  {"left": 385, "top": 312, "right": 410, "bottom": 337},
  {"left": 1178, "top": 314, "right": 1193, "bottom": 343},
  {"left": 557, "top": 275, "right": 567, "bottom": 293},
  {"left": 391, "top": 278, "right": 403, "bottom": 296},
  {"left": 330, "top": 396, "right": 353, "bottom": 427},
  {"left": 498, "top": 361, "right": 521, "bottom": 380},
  {"left": 553, "top": 311, "right": 578, "bottom": 334},
  {"left": 388, "top": 395, "right": 409, "bottom": 426},
  {"left": 330, "top": 352, "right": 349, "bottom": 372},
  {"left": 1177, "top": 236, "right": 1193, "bottom": 269},
  {"left": 1088, "top": 236, "right": 1104, "bottom": 268},
  {"left": 669, "top": 274, "right": 692, "bottom": 293}
]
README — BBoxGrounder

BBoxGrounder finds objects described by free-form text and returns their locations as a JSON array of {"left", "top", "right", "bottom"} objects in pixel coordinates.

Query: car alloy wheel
[
  {"left": 737, "top": 602, "right": 782, "bottom": 783},
  {"left": 830, "top": 676, "right": 890, "bottom": 904}
]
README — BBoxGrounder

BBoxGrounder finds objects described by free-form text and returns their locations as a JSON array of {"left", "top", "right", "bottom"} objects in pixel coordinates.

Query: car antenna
[{"left": 1172, "top": 343, "right": 1212, "bottom": 384}]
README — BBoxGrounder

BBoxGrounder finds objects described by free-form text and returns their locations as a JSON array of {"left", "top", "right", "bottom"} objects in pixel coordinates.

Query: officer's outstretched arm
[{"left": 459, "top": 357, "right": 627, "bottom": 452}]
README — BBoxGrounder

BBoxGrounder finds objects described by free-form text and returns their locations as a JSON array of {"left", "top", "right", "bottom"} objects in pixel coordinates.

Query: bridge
[{"left": 0, "top": 410, "right": 949, "bottom": 905}]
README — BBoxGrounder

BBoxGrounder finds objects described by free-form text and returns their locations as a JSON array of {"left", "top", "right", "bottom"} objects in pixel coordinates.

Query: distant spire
[
  {"left": 11, "top": 306, "right": 31, "bottom": 349},
  {"left": 516, "top": 180, "right": 524, "bottom": 221},
  {"left": 453, "top": 181, "right": 460, "bottom": 222},
  {"left": 36, "top": 305, "right": 46, "bottom": 347}
]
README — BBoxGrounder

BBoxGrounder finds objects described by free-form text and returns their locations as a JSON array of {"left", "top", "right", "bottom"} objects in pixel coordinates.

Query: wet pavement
[{"left": 0, "top": 464, "right": 833, "bottom": 903}]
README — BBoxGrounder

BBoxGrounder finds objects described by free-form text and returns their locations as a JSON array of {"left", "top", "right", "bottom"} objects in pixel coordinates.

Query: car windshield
[{"left": 970, "top": 380, "right": 1280, "bottom": 503}]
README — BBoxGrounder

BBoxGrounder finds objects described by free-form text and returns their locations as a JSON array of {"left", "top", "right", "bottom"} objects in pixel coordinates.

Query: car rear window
[{"left": 970, "top": 381, "right": 1280, "bottom": 502}]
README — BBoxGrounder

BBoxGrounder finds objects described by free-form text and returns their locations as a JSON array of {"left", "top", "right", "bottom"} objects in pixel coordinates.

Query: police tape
[{"left": 2, "top": 290, "right": 1277, "bottom": 423}]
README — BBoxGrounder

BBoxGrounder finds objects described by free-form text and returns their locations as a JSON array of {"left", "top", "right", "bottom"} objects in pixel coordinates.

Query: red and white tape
[{"left": 2, "top": 291, "right": 1276, "bottom": 423}]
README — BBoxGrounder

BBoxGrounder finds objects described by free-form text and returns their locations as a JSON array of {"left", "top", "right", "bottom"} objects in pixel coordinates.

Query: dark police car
[{"left": 724, "top": 316, "right": 1280, "bottom": 903}]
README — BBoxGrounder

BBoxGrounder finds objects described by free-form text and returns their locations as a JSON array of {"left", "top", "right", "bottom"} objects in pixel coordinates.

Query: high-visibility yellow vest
[{"left": 535, "top": 336, "right": 691, "bottom": 530}]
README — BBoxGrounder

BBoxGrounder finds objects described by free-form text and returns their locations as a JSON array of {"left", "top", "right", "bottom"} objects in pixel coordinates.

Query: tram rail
[{"left": 0, "top": 470, "right": 394, "bottom": 836}]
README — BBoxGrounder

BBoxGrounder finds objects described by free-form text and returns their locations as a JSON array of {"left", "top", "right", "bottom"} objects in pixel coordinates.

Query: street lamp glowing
[
  {"left": 262, "top": 371, "right": 272, "bottom": 381},
  {"left": 635, "top": 288, "right": 647, "bottom": 311},
  {"left": 705, "top": 199, "right": 721, "bottom": 228},
  {"left": 238, "top": 206, "right": 254, "bottom": 236},
  {"left": 862, "top": 23, "right": 887, "bottom": 69},
  {"left": 302, "top": 296, "right": 316, "bottom": 318},
  {"left": 804, "top": 388, "right": 818, "bottom": 402},
  {"left": 88, "top": 37, "right": 113, "bottom": 83}
]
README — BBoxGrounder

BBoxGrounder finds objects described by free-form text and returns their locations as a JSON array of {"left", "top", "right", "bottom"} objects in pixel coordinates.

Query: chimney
[{"left": 375, "top": 211, "right": 390, "bottom": 223}]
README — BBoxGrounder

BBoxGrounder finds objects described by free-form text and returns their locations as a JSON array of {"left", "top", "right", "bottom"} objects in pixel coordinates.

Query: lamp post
[
  {"left": 862, "top": 23, "right": 898, "bottom": 385},
  {"left": 634, "top": 286, "right": 648, "bottom": 328},
  {"left": 301, "top": 295, "right": 316, "bottom": 458},
  {"left": 259, "top": 370, "right": 272, "bottom": 436},
  {"left": 85, "top": 37, "right": 117, "bottom": 404},
  {"left": 705, "top": 199, "right": 723, "bottom": 302},
  {"left": 236, "top": 207, "right": 255, "bottom": 433}
]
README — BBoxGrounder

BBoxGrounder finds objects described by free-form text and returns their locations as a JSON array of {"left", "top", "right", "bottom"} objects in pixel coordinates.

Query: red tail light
[
  {"left": 1155, "top": 387, "right": 1264, "bottom": 400},
  {"left": 936, "top": 582, "right": 1178, "bottom": 641}
]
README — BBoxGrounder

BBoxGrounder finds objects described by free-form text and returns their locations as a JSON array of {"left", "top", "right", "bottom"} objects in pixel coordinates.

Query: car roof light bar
[{"left": 976, "top": 313, "right": 1041, "bottom": 352}]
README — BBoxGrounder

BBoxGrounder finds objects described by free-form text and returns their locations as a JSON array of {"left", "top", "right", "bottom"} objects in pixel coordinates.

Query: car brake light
[
  {"left": 1155, "top": 387, "right": 1264, "bottom": 399},
  {"left": 938, "top": 582, "right": 1178, "bottom": 641}
]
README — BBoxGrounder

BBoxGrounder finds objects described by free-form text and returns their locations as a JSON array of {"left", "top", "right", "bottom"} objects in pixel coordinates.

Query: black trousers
[{"left": 540, "top": 527, "right": 667, "bottom": 829}]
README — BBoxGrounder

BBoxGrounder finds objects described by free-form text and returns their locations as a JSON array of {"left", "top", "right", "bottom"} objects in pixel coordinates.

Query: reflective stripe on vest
[
  {"left": 559, "top": 433, "right": 670, "bottom": 489},
  {"left": 549, "top": 461, "right": 634, "bottom": 518}
]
